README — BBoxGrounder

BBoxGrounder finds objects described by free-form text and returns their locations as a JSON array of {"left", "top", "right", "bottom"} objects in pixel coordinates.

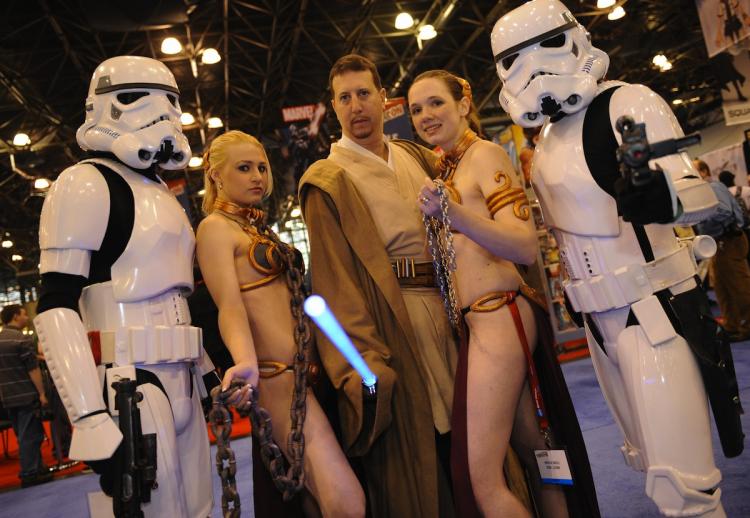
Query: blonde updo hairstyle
[
  {"left": 201, "top": 130, "right": 274, "bottom": 215},
  {"left": 411, "top": 70, "right": 483, "bottom": 137}
]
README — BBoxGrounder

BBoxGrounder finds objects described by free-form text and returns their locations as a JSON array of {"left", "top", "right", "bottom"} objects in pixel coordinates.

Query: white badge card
[{"left": 535, "top": 449, "right": 573, "bottom": 486}]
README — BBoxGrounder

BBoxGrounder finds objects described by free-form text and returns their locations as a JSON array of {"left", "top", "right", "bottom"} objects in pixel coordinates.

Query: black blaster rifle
[
  {"left": 615, "top": 115, "right": 701, "bottom": 187},
  {"left": 111, "top": 378, "right": 158, "bottom": 518}
]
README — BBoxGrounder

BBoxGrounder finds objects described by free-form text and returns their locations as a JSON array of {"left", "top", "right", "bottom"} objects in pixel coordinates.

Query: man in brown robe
[{"left": 299, "top": 54, "right": 457, "bottom": 518}]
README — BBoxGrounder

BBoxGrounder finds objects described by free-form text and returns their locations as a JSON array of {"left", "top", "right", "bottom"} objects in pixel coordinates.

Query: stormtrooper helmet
[
  {"left": 76, "top": 56, "right": 191, "bottom": 170},
  {"left": 490, "top": 0, "right": 609, "bottom": 127}
]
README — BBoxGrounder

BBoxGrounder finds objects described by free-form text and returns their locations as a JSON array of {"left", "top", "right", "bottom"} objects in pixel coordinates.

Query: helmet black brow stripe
[
  {"left": 95, "top": 82, "right": 180, "bottom": 95},
  {"left": 494, "top": 19, "right": 577, "bottom": 63}
]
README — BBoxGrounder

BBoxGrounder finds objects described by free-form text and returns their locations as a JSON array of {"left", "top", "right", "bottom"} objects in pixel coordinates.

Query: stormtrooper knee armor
[
  {"left": 34, "top": 56, "right": 212, "bottom": 518},
  {"left": 491, "top": 2, "right": 744, "bottom": 516}
]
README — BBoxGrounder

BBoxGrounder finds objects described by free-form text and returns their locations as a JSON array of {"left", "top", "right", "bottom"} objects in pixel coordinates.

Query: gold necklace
[{"left": 435, "top": 128, "right": 479, "bottom": 204}]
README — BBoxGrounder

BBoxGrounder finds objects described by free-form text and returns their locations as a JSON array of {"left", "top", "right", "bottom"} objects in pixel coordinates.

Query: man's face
[
  {"left": 14, "top": 309, "right": 29, "bottom": 328},
  {"left": 331, "top": 70, "right": 386, "bottom": 143}
]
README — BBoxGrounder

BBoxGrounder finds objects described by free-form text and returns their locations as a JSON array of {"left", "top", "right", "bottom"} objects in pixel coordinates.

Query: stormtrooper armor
[
  {"left": 34, "top": 56, "right": 212, "bottom": 517},
  {"left": 492, "top": 2, "right": 743, "bottom": 517}
]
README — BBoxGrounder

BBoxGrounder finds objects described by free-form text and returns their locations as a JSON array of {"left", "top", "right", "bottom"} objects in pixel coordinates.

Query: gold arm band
[{"left": 485, "top": 170, "right": 530, "bottom": 220}]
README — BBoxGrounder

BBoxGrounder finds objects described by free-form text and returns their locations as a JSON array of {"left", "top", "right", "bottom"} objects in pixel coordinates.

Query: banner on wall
[
  {"left": 713, "top": 48, "right": 750, "bottom": 125},
  {"left": 278, "top": 102, "right": 330, "bottom": 185},
  {"left": 383, "top": 97, "right": 414, "bottom": 140},
  {"left": 696, "top": 0, "right": 750, "bottom": 57},
  {"left": 699, "top": 141, "right": 749, "bottom": 185}
]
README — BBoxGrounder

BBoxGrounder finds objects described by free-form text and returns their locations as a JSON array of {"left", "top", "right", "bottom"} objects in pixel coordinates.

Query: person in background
[
  {"left": 0, "top": 304, "right": 52, "bottom": 487},
  {"left": 697, "top": 166, "right": 750, "bottom": 341}
]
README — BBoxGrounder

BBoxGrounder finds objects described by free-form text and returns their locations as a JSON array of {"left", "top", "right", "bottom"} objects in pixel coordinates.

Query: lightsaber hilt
[{"left": 303, "top": 295, "right": 378, "bottom": 397}]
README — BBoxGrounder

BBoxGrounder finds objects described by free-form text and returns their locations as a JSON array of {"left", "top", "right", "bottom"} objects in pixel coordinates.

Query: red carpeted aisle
[{"left": 0, "top": 411, "right": 251, "bottom": 491}]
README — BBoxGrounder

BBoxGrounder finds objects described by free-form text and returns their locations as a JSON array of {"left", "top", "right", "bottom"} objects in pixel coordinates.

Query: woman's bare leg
[
  {"left": 259, "top": 376, "right": 365, "bottom": 518},
  {"left": 465, "top": 300, "right": 535, "bottom": 518}
]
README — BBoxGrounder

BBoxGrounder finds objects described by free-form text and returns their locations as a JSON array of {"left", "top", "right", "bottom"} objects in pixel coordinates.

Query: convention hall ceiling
[{"left": 0, "top": 0, "right": 721, "bottom": 281}]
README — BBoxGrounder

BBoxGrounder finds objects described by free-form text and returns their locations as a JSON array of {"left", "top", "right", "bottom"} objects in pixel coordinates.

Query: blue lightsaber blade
[{"left": 304, "top": 295, "right": 377, "bottom": 388}]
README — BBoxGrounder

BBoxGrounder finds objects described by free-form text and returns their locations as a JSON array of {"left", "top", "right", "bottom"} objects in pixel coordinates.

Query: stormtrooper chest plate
[
  {"left": 85, "top": 159, "right": 195, "bottom": 302},
  {"left": 532, "top": 110, "right": 620, "bottom": 237}
]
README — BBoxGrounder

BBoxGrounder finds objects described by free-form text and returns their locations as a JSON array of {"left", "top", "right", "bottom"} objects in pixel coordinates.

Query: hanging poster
[
  {"left": 383, "top": 97, "right": 414, "bottom": 140},
  {"left": 711, "top": 48, "right": 750, "bottom": 124},
  {"left": 698, "top": 141, "right": 748, "bottom": 185},
  {"left": 696, "top": 0, "right": 750, "bottom": 57},
  {"left": 279, "top": 102, "right": 330, "bottom": 185}
]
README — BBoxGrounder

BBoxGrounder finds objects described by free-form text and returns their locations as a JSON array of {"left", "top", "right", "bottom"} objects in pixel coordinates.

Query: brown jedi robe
[{"left": 299, "top": 141, "right": 455, "bottom": 518}]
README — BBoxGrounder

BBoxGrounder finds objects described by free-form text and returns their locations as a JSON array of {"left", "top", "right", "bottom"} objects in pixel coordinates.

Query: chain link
[
  {"left": 423, "top": 179, "right": 462, "bottom": 331},
  {"left": 209, "top": 218, "right": 313, "bottom": 512}
]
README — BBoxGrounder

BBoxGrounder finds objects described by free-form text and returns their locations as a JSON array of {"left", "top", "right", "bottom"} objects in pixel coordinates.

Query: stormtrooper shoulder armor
[{"left": 39, "top": 163, "right": 110, "bottom": 276}]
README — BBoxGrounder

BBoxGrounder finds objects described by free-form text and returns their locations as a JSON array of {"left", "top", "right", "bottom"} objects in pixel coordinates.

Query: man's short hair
[
  {"left": 718, "top": 170, "right": 736, "bottom": 188},
  {"left": 1, "top": 304, "right": 23, "bottom": 325},
  {"left": 328, "top": 54, "right": 382, "bottom": 95}
]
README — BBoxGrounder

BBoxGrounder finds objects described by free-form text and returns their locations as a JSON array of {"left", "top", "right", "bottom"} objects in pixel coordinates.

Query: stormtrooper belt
[
  {"left": 87, "top": 326, "right": 202, "bottom": 366},
  {"left": 564, "top": 244, "right": 696, "bottom": 314}
]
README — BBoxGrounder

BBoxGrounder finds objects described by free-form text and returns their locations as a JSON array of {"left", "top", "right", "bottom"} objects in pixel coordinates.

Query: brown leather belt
[{"left": 390, "top": 258, "right": 437, "bottom": 288}]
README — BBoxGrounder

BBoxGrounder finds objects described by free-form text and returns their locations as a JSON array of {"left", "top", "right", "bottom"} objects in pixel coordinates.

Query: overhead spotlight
[
  {"left": 607, "top": 6, "right": 626, "bottom": 20},
  {"left": 207, "top": 116, "right": 223, "bottom": 128},
  {"left": 395, "top": 12, "right": 415, "bottom": 30},
  {"left": 200, "top": 48, "right": 221, "bottom": 65},
  {"left": 13, "top": 133, "right": 31, "bottom": 146},
  {"left": 180, "top": 112, "right": 196, "bottom": 125},
  {"left": 161, "top": 37, "right": 182, "bottom": 55},
  {"left": 652, "top": 54, "right": 668, "bottom": 67},
  {"left": 597, "top": 0, "right": 616, "bottom": 8},
  {"left": 1, "top": 240, "right": 13, "bottom": 248},
  {"left": 290, "top": 207, "right": 301, "bottom": 218},
  {"left": 197, "top": 188, "right": 206, "bottom": 196},
  {"left": 418, "top": 24, "right": 437, "bottom": 40},
  {"left": 284, "top": 220, "right": 293, "bottom": 229},
  {"left": 188, "top": 156, "right": 203, "bottom": 168},
  {"left": 11, "top": 254, "right": 22, "bottom": 262},
  {"left": 659, "top": 61, "right": 673, "bottom": 71},
  {"left": 672, "top": 99, "right": 683, "bottom": 105},
  {"left": 34, "top": 178, "right": 50, "bottom": 190}
]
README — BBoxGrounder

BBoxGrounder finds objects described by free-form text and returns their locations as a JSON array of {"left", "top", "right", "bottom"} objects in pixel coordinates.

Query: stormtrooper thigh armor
[{"left": 35, "top": 157, "right": 211, "bottom": 518}]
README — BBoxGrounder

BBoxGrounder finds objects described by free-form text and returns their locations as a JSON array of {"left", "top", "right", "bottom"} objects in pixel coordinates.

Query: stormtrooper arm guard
[
  {"left": 35, "top": 308, "right": 123, "bottom": 460},
  {"left": 34, "top": 162, "right": 122, "bottom": 461}
]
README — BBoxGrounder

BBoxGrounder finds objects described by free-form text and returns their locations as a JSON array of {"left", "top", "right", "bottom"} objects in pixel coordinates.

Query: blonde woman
[
  {"left": 196, "top": 130, "right": 364, "bottom": 518},
  {"left": 408, "top": 71, "right": 598, "bottom": 518}
]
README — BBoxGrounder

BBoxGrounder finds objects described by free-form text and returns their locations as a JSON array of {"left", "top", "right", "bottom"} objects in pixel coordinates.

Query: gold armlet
[{"left": 485, "top": 170, "right": 530, "bottom": 220}]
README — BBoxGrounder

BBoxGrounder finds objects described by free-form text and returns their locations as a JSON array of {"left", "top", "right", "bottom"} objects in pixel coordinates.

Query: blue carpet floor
[{"left": 1, "top": 344, "right": 748, "bottom": 517}]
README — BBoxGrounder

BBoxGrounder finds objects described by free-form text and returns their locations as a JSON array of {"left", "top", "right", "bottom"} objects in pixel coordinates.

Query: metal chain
[
  {"left": 208, "top": 217, "right": 313, "bottom": 511},
  {"left": 423, "top": 179, "right": 462, "bottom": 330}
]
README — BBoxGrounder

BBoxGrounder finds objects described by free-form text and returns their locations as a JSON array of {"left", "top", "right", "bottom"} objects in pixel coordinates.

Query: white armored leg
[{"left": 615, "top": 301, "right": 722, "bottom": 517}]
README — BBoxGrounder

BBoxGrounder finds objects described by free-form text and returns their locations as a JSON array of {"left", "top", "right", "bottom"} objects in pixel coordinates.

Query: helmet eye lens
[
  {"left": 502, "top": 53, "right": 519, "bottom": 70},
  {"left": 167, "top": 94, "right": 178, "bottom": 107},
  {"left": 117, "top": 91, "right": 150, "bottom": 105},
  {"left": 540, "top": 33, "right": 566, "bottom": 48}
]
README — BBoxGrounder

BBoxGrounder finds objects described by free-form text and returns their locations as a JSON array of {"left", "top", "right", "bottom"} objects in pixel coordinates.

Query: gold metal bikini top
[{"left": 213, "top": 200, "right": 285, "bottom": 291}]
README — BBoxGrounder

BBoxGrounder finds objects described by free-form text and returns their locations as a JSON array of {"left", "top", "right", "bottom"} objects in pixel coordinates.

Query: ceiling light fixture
[
  {"left": 180, "top": 112, "right": 196, "bottom": 125},
  {"left": 290, "top": 207, "right": 301, "bottom": 218},
  {"left": 198, "top": 188, "right": 206, "bottom": 196},
  {"left": 395, "top": 13, "right": 415, "bottom": 30},
  {"left": 13, "top": 133, "right": 31, "bottom": 146},
  {"left": 672, "top": 99, "right": 683, "bottom": 105},
  {"left": 201, "top": 48, "right": 221, "bottom": 65},
  {"left": 597, "top": 0, "right": 616, "bottom": 8},
  {"left": 207, "top": 117, "right": 223, "bottom": 129},
  {"left": 161, "top": 37, "right": 182, "bottom": 55},
  {"left": 608, "top": 6, "right": 626, "bottom": 20},
  {"left": 188, "top": 156, "right": 203, "bottom": 168},
  {"left": 418, "top": 24, "right": 437, "bottom": 40},
  {"left": 1, "top": 240, "right": 13, "bottom": 248},
  {"left": 34, "top": 178, "right": 50, "bottom": 190},
  {"left": 11, "top": 254, "right": 22, "bottom": 262}
]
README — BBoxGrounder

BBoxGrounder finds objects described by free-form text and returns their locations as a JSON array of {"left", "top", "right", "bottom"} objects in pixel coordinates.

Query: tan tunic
[
  {"left": 299, "top": 140, "right": 455, "bottom": 518},
  {"left": 327, "top": 141, "right": 457, "bottom": 432}
]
